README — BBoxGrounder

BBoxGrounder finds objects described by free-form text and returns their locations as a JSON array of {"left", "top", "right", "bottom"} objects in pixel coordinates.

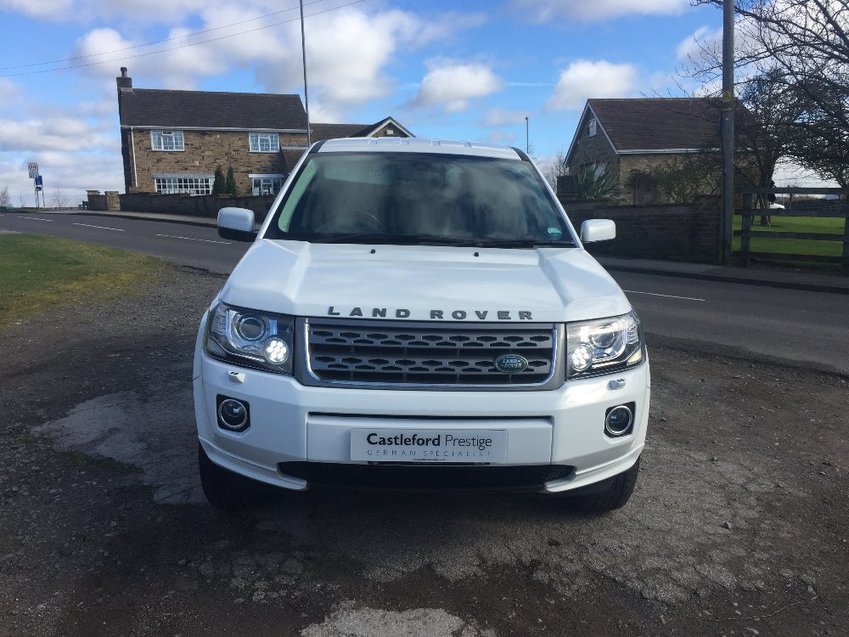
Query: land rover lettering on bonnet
[{"left": 193, "top": 137, "right": 649, "bottom": 512}]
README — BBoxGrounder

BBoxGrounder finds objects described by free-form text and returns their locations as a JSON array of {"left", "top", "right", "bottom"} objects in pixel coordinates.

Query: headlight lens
[
  {"left": 205, "top": 303, "right": 294, "bottom": 374},
  {"left": 566, "top": 311, "right": 643, "bottom": 378}
]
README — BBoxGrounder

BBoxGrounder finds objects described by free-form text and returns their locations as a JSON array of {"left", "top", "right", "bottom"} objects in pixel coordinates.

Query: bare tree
[
  {"left": 0, "top": 186, "right": 10, "bottom": 207},
  {"left": 690, "top": 0, "right": 849, "bottom": 185},
  {"left": 540, "top": 150, "right": 568, "bottom": 189},
  {"left": 51, "top": 191, "right": 68, "bottom": 209}
]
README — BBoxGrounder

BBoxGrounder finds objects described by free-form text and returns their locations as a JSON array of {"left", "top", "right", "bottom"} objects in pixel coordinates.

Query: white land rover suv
[{"left": 193, "top": 138, "right": 650, "bottom": 511}]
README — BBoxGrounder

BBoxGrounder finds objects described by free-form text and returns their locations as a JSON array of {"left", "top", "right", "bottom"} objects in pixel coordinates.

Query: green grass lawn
[
  {"left": 0, "top": 233, "right": 164, "bottom": 326},
  {"left": 733, "top": 214, "right": 845, "bottom": 259}
]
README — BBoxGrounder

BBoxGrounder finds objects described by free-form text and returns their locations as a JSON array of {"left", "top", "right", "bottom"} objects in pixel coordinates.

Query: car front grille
[{"left": 303, "top": 319, "right": 560, "bottom": 389}]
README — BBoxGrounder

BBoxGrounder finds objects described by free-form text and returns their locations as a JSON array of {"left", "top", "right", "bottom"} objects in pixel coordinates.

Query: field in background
[{"left": 733, "top": 214, "right": 845, "bottom": 263}]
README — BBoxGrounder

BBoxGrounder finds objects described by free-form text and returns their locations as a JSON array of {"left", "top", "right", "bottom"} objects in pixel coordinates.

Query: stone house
[
  {"left": 565, "top": 98, "right": 738, "bottom": 204},
  {"left": 116, "top": 68, "right": 412, "bottom": 196}
]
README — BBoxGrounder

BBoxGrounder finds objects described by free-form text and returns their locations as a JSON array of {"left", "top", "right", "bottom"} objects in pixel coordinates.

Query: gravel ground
[{"left": 0, "top": 264, "right": 846, "bottom": 636}]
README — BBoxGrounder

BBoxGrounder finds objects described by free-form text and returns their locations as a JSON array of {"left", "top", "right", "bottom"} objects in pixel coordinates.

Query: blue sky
[{"left": 0, "top": 0, "right": 726, "bottom": 205}]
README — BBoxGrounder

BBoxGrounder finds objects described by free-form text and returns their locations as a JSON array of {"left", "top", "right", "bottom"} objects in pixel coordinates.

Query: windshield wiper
[
  {"left": 294, "top": 234, "right": 575, "bottom": 248},
  {"left": 471, "top": 239, "right": 576, "bottom": 248},
  {"left": 301, "top": 233, "right": 479, "bottom": 246}
]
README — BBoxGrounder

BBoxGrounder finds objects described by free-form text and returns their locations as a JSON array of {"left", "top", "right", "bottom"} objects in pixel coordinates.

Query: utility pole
[
  {"left": 720, "top": 0, "right": 735, "bottom": 265},
  {"left": 525, "top": 116, "right": 529, "bottom": 153},
  {"left": 299, "top": 0, "right": 311, "bottom": 146}
]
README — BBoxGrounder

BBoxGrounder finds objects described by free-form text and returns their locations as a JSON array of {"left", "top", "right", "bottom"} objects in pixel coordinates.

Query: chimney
[{"left": 116, "top": 67, "right": 132, "bottom": 91}]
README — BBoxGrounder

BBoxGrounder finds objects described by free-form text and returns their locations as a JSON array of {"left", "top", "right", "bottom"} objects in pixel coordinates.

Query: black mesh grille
[
  {"left": 306, "top": 320, "right": 557, "bottom": 386},
  {"left": 278, "top": 462, "right": 574, "bottom": 490}
]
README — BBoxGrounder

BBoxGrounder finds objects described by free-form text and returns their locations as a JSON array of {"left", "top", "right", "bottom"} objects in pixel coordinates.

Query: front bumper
[{"left": 193, "top": 323, "right": 650, "bottom": 494}]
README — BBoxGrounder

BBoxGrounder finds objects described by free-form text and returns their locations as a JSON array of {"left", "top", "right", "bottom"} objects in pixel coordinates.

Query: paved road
[
  {"left": 3, "top": 211, "right": 848, "bottom": 374},
  {"left": 0, "top": 211, "right": 246, "bottom": 273}
]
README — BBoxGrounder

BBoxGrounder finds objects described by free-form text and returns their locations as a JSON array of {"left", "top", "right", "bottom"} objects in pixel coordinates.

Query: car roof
[{"left": 315, "top": 137, "right": 524, "bottom": 160}]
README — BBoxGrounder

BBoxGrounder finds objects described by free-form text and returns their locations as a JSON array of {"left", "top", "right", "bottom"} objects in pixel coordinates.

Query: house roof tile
[
  {"left": 118, "top": 88, "right": 308, "bottom": 130},
  {"left": 311, "top": 123, "right": 373, "bottom": 141},
  {"left": 588, "top": 98, "right": 726, "bottom": 151}
]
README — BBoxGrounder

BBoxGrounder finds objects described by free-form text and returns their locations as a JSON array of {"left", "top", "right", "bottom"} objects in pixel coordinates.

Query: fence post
[
  {"left": 740, "top": 191, "right": 752, "bottom": 265},
  {"left": 842, "top": 192, "right": 849, "bottom": 271}
]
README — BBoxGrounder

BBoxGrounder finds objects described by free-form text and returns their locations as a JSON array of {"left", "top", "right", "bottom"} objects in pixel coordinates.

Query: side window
[
  {"left": 587, "top": 118, "right": 598, "bottom": 138},
  {"left": 151, "top": 130, "right": 185, "bottom": 151},
  {"left": 249, "top": 132, "right": 280, "bottom": 152}
]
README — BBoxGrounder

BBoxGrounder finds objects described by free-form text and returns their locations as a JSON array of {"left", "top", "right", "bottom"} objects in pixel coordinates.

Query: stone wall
[
  {"left": 118, "top": 193, "right": 277, "bottom": 222},
  {"left": 566, "top": 112, "right": 619, "bottom": 179},
  {"left": 128, "top": 130, "right": 307, "bottom": 195},
  {"left": 561, "top": 196, "right": 721, "bottom": 264}
]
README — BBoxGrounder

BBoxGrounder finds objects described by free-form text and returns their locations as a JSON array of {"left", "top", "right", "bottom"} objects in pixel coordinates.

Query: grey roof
[
  {"left": 312, "top": 123, "right": 373, "bottom": 141},
  {"left": 118, "top": 88, "right": 308, "bottom": 130},
  {"left": 312, "top": 117, "right": 414, "bottom": 141},
  {"left": 588, "top": 98, "right": 726, "bottom": 151}
]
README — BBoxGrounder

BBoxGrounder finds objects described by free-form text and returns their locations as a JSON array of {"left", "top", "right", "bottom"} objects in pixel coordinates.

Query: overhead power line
[{"left": 0, "top": 0, "right": 366, "bottom": 78}]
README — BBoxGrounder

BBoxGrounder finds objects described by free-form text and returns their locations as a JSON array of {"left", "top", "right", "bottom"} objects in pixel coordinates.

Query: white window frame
[
  {"left": 249, "top": 132, "right": 280, "bottom": 153},
  {"left": 587, "top": 118, "right": 598, "bottom": 138},
  {"left": 249, "top": 173, "right": 285, "bottom": 196},
  {"left": 151, "top": 130, "right": 185, "bottom": 151},
  {"left": 153, "top": 173, "right": 213, "bottom": 195}
]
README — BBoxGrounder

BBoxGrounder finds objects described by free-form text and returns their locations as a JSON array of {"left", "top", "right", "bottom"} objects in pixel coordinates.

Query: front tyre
[
  {"left": 198, "top": 443, "right": 264, "bottom": 510},
  {"left": 570, "top": 457, "right": 640, "bottom": 513}
]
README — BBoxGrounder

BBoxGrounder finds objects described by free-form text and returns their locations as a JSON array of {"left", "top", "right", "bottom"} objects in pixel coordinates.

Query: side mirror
[
  {"left": 580, "top": 219, "right": 616, "bottom": 243},
  {"left": 218, "top": 207, "right": 257, "bottom": 242}
]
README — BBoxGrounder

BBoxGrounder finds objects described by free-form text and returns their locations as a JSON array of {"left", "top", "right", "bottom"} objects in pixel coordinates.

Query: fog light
[
  {"left": 217, "top": 396, "right": 250, "bottom": 432},
  {"left": 604, "top": 403, "right": 634, "bottom": 437}
]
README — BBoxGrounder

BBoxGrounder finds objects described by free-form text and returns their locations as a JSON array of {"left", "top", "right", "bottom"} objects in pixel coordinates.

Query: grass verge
[{"left": 0, "top": 233, "right": 165, "bottom": 327}]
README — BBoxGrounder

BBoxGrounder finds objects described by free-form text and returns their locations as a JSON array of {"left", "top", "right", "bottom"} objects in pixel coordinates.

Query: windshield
[{"left": 265, "top": 152, "right": 575, "bottom": 247}]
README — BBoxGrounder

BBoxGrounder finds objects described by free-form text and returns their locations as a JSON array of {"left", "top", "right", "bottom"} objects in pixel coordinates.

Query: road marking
[
  {"left": 22, "top": 216, "right": 55, "bottom": 222},
  {"left": 73, "top": 222, "right": 125, "bottom": 232},
  {"left": 623, "top": 289, "right": 706, "bottom": 302},
  {"left": 155, "top": 233, "right": 230, "bottom": 245}
]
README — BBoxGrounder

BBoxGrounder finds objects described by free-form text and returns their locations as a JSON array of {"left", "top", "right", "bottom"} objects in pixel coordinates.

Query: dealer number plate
[{"left": 350, "top": 429, "right": 508, "bottom": 463}]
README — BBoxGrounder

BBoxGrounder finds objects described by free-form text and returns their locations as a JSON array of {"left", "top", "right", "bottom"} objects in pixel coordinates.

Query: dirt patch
[{"left": 0, "top": 265, "right": 847, "bottom": 636}]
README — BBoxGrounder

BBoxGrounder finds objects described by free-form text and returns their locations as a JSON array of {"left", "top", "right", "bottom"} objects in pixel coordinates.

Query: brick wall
[
  {"left": 118, "top": 193, "right": 277, "bottom": 222},
  {"left": 128, "top": 130, "right": 307, "bottom": 195},
  {"left": 561, "top": 196, "right": 721, "bottom": 264}
]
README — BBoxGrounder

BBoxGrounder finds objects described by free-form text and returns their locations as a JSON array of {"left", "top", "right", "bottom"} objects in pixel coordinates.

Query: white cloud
[
  {"left": 546, "top": 60, "right": 637, "bottom": 110},
  {"left": 677, "top": 26, "right": 722, "bottom": 62},
  {"left": 413, "top": 62, "right": 503, "bottom": 112},
  {"left": 0, "top": 144, "right": 124, "bottom": 207},
  {"left": 487, "top": 130, "right": 518, "bottom": 145},
  {"left": 482, "top": 108, "right": 528, "bottom": 127},
  {"left": 68, "top": 7, "right": 482, "bottom": 115},
  {"left": 511, "top": 0, "right": 687, "bottom": 23},
  {"left": 1, "top": 0, "right": 209, "bottom": 23},
  {"left": 0, "top": 78, "right": 24, "bottom": 103},
  {"left": 0, "top": 117, "right": 112, "bottom": 152},
  {"left": 0, "top": 0, "right": 72, "bottom": 19}
]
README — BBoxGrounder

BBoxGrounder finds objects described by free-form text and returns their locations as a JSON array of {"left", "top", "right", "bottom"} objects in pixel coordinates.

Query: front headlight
[
  {"left": 204, "top": 303, "right": 294, "bottom": 374},
  {"left": 566, "top": 311, "right": 643, "bottom": 378}
]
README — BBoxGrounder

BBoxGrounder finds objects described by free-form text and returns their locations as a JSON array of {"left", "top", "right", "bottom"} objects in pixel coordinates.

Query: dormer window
[
  {"left": 587, "top": 118, "right": 598, "bottom": 137},
  {"left": 151, "top": 130, "right": 184, "bottom": 151}
]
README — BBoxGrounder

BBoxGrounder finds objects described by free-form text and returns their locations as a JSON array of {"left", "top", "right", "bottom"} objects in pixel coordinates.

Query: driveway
[{"left": 1, "top": 265, "right": 847, "bottom": 636}]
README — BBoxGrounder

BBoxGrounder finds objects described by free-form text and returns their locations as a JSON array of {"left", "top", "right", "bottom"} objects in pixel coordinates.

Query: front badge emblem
[{"left": 494, "top": 354, "right": 529, "bottom": 374}]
